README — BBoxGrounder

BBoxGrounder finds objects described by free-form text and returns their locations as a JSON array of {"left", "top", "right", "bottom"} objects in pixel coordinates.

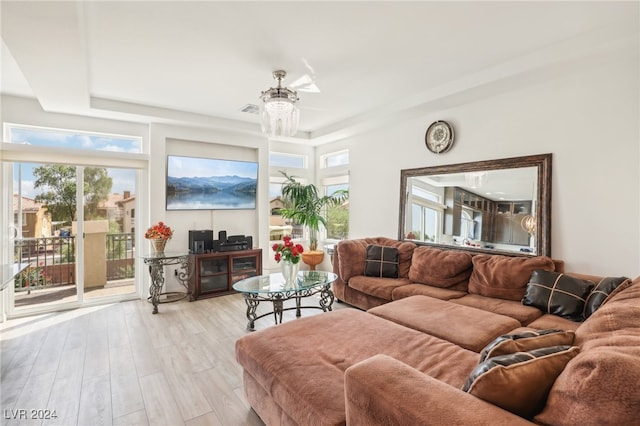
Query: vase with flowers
[
  {"left": 145, "top": 221, "right": 173, "bottom": 254},
  {"left": 272, "top": 235, "right": 304, "bottom": 285}
]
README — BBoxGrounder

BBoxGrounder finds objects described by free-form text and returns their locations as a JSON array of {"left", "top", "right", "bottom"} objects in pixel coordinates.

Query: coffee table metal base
[{"left": 242, "top": 284, "right": 334, "bottom": 330}]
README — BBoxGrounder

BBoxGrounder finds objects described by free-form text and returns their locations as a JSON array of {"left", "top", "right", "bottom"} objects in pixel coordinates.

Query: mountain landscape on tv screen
[
  {"left": 166, "top": 175, "right": 257, "bottom": 210},
  {"left": 166, "top": 175, "right": 257, "bottom": 195}
]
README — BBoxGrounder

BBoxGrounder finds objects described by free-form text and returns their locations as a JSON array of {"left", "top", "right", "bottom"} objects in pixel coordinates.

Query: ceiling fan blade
[
  {"left": 302, "top": 57, "right": 316, "bottom": 76},
  {"left": 289, "top": 74, "right": 321, "bottom": 93}
]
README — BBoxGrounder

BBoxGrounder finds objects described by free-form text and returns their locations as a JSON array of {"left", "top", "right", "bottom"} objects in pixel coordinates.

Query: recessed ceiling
[{"left": 1, "top": 1, "right": 638, "bottom": 143}]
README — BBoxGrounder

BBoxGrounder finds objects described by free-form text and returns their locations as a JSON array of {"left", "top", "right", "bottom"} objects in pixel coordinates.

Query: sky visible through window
[{"left": 9, "top": 127, "right": 140, "bottom": 199}]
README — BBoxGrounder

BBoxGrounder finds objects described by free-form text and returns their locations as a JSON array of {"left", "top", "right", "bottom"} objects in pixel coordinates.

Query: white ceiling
[{"left": 1, "top": 1, "right": 638, "bottom": 144}]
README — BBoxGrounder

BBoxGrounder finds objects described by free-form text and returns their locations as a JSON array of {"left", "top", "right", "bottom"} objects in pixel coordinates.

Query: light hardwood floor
[{"left": 1, "top": 292, "right": 351, "bottom": 425}]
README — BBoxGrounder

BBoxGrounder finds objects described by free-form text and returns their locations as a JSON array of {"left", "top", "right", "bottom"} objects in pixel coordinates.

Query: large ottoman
[{"left": 235, "top": 309, "right": 479, "bottom": 425}]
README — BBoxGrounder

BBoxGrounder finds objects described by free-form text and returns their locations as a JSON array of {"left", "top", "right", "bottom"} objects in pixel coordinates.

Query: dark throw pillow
[
  {"left": 364, "top": 245, "right": 399, "bottom": 278},
  {"left": 479, "top": 329, "right": 575, "bottom": 362},
  {"left": 522, "top": 270, "right": 595, "bottom": 322},
  {"left": 583, "top": 276, "right": 632, "bottom": 318},
  {"left": 463, "top": 345, "right": 580, "bottom": 419}
]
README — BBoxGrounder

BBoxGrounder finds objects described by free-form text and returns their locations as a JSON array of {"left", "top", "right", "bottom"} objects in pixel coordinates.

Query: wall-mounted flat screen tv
[{"left": 166, "top": 155, "right": 258, "bottom": 210}]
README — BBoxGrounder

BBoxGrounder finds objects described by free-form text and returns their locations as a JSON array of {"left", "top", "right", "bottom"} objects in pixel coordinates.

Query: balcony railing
[
  {"left": 13, "top": 233, "right": 135, "bottom": 292},
  {"left": 106, "top": 233, "right": 135, "bottom": 281}
]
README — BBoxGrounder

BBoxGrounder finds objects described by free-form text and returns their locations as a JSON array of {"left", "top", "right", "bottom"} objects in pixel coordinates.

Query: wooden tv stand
[{"left": 189, "top": 248, "right": 262, "bottom": 301}]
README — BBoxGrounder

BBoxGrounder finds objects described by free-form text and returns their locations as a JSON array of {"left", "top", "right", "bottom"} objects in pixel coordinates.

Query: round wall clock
[{"left": 425, "top": 120, "right": 454, "bottom": 154}]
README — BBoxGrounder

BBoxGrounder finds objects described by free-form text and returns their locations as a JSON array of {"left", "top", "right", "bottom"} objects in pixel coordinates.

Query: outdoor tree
[
  {"left": 84, "top": 167, "right": 113, "bottom": 219},
  {"left": 326, "top": 205, "right": 349, "bottom": 239},
  {"left": 33, "top": 165, "right": 112, "bottom": 223}
]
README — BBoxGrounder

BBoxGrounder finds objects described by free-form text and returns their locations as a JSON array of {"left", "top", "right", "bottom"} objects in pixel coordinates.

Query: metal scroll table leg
[
  {"left": 295, "top": 296, "right": 302, "bottom": 317},
  {"left": 148, "top": 264, "right": 164, "bottom": 314},
  {"left": 319, "top": 284, "right": 334, "bottom": 312},
  {"left": 243, "top": 294, "right": 260, "bottom": 331},
  {"left": 273, "top": 296, "right": 284, "bottom": 324}
]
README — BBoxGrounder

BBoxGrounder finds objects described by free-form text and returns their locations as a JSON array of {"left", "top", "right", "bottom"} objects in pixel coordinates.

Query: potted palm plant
[{"left": 279, "top": 171, "right": 348, "bottom": 269}]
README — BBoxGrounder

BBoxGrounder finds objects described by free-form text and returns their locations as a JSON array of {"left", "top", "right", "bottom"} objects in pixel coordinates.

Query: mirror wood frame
[{"left": 398, "top": 153, "right": 552, "bottom": 257}]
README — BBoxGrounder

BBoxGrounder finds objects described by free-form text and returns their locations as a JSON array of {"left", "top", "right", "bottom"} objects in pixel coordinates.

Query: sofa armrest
[{"left": 344, "top": 354, "right": 534, "bottom": 426}]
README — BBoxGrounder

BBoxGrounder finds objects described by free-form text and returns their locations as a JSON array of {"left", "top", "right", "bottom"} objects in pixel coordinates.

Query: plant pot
[
  {"left": 150, "top": 238, "right": 167, "bottom": 254},
  {"left": 302, "top": 250, "right": 324, "bottom": 271}
]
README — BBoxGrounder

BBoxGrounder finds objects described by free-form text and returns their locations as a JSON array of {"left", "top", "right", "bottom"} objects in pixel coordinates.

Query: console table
[
  {"left": 233, "top": 270, "right": 337, "bottom": 330},
  {"left": 141, "top": 252, "right": 190, "bottom": 314}
]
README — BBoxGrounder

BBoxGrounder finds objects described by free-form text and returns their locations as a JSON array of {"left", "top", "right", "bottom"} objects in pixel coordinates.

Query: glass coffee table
[{"left": 233, "top": 270, "right": 337, "bottom": 330}]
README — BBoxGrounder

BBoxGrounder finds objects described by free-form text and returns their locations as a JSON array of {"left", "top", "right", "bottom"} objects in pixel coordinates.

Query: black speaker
[
  {"left": 189, "top": 230, "right": 213, "bottom": 253},
  {"left": 246, "top": 236, "right": 253, "bottom": 248},
  {"left": 192, "top": 240, "right": 205, "bottom": 253},
  {"left": 218, "top": 230, "right": 227, "bottom": 241}
]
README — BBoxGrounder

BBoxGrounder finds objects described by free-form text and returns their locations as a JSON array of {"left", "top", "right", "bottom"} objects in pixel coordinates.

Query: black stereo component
[
  {"left": 206, "top": 231, "right": 253, "bottom": 252},
  {"left": 227, "top": 235, "right": 246, "bottom": 244},
  {"left": 189, "top": 229, "right": 214, "bottom": 253}
]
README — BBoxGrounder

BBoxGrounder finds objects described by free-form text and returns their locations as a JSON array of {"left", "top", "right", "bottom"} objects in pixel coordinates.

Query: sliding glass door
[
  {"left": 11, "top": 162, "right": 80, "bottom": 310},
  {"left": 82, "top": 166, "right": 137, "bottom": 301},
  {"left": 2, "top": 124, "right": 145, "bottom": 316}
]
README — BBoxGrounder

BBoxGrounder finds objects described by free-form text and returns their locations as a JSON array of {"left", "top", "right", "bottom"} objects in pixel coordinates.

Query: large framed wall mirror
[{"left": 399, "top": 153, "right": 552, "bottom": 257}]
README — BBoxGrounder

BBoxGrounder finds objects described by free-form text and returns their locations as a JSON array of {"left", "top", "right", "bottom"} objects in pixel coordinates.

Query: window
[
  {"left": 410, "top": 203, "right": 441, "bottom": 242},
  {"left": 7, "top": 123, "right": 142, "bottom": 153},
  {"left": 407, "top": 186, "right": 444, "bottom": 243},
  {"left": 320, "top": 149, "right": 349, "bottom": 241},
  {"left": 270, "top": 152, "right": 306, "bottom": 169},
  {"left": 320, "top": 150, "right": 349, "bottom": 168},
  {"left": 268, "top": 151, "right": 310, "bottom": 242},
  {"left": 324, "top": 178, "right": 349, "bottom": 240}
]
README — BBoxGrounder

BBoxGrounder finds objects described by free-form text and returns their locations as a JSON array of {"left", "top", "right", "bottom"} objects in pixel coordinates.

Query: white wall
[
  {"left": 145, "top": 124, "right": 269, "bottom": 290},
  {"left": 328, "top": 51, "right": 639, "bottom": 277}
]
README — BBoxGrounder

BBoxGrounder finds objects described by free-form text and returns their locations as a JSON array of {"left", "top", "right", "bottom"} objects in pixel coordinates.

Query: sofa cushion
[
  {"left": 450, "top": 294, "right": 543, "bottom": 325},
  {"left": 348, "top": 276, "right": 410, "bottom": 301},
  {"left": 574, "top": 279, "right": 640, "bottom": 351},
  {"left": 468, "top": 255, "right": 555, "bottom": 301},
  {"left": 479, "top": 329, "right": 575, "bottom": 362},
  {"left": 583, "top": 276, "right": 631, "bottom": 318},
  {"left": 408, "top": 247, "right": 472, "bottom": 291},
  {"left": 364, "top": 245, "right": 399, "bottom": 278},
  {"left": 337, "top": 237, "right": 416, "bottom": 281},
  {"left": 522, "top": 270, "right": 594, "bottom": 321},
  {"left": 391, "top": 283, "right": 467, "bottom": 301},
  {"left": 534, "top": 346, "right": 640, "bottom": 426},
  {"left": 463, "top": 345, "right": 580, "bottom": 419},
  {"left": 526, "top": 314, "right": 581, "bottom": 331},
  {"left": 368, "top": 296, "right": 521, "bottom": 352},
  {"left": 547, "top": 280, "right": 640, "bottom": 425}
]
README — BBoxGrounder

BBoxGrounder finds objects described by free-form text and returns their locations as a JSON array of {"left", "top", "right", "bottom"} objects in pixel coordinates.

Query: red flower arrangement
[
  {"left": 272, "top": 235, "right": 304, "bottom": 264},
  {"left": 145, "top": 221, "right": 173, "bottom": 240}
]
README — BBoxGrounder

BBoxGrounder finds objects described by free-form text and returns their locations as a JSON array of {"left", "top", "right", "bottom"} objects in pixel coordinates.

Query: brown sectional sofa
[{"left": 235, "top": 237, "right": 640, "bottom": 425}]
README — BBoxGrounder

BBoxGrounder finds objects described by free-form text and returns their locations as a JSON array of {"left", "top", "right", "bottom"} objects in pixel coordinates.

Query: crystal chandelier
[
  {"left": 260, "top": 70, "right": 299, "bottom": 138},
  {"left": 464, "top": 171, "right": 488, "bottom": 189}
]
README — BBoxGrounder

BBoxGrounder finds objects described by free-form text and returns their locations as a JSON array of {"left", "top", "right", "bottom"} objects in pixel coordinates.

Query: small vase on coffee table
[{"left": 281, "top": 259, "right": 300, "bottom": 285}]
